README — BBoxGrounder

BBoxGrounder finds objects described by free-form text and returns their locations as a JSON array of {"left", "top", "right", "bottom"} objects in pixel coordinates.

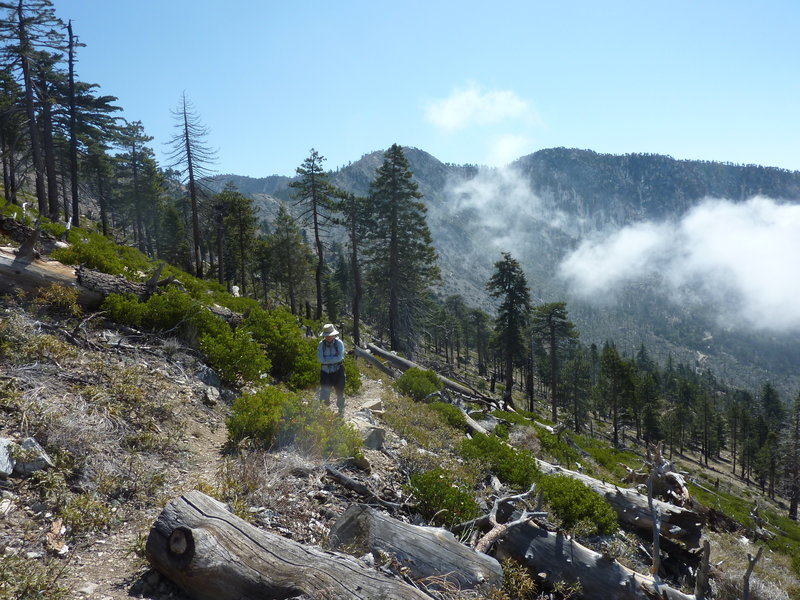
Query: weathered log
[
  {"left": 456, "top": 406, "right": 704, "bottom": 546},
  {"left": 538, "top": 461, "right": 703, "bottom": 547},
  {"left": 495, "top": 522, "right": 695, "bottom": 600},
  {"left": 367, "top": 342, "right": 497, "bottom": 406},
  {"left": 329, "top": 504, "right": 503, "bottom": 592},
  {"left": 353, "top": 345, "right": 401, "bottom": 377},
  {"left": 0, "top": 247, "right": 104, "bottom": 307},
  {"left": 146, "top": 491, "right": 431, "bottom": 600}
]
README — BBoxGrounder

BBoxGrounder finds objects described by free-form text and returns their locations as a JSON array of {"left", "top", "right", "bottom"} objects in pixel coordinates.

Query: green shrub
[
  {"left": 287, "top": 337, "right": 320, "bottom": 390},
  {"left": 394, "top": 367, "right": 443, "bottom": 401},
  {"left": 343, "top": 355, "right": 362, "bottom": 395},
  {"left": 460, "top": 433, "right": 539, "bottom": 489},
  {"left": 407, "top": 468, "right": 481, "bottom": 528},
  {"left": 102, "top": 289, "right": 228, "bottom": 342},
  {"left": 51, "top": 232, "right": 150, "bottom": 276},
  {"left": 244, "top": 307, "right": 306, "bottom": 380},
  {"left": 533, "top": 426, "right": 581, "bottom": 469},
  {"left": 200, "top": 326, "right": 271, "bottom": 385},
  {"left": 537, "top": 474, "right": 617, "bottom": 535},
  {"left": 227, "top": 386, "right": 361, "bottom": 458},
  {"left": 429, "top": 402, "right": 467, "bottom": 430}
]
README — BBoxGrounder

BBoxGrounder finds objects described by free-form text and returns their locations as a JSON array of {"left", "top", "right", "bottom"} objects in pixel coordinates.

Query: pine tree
[
  {"left": 331, "top": 188, "right": 369, "bottom": 346},
  {"left": 216, "top": 184, "right": 257, "bottom": 295},
  {"left": 364, "top": 144, "right": 439, "bottom": 354},
  {"left": 486, "top": 252, "right": 531, "bottom": 409},
  {"left": 531, "top": 301, "right": 577, "bottom": 423},
  {"left": 289, "top": 149, "right": 332, "bottom": 320},
  {"left": 0, "top": 0, "right": 65, "bottom": 215},
  {"left": 165, "top": 92, "right": 216, "bottom": 278},
  {"left": 597, "top": 343, "right": 635, "bottom": 448},
  {"left": 266, "top": 204, "right": 313, "bottom": 314}
]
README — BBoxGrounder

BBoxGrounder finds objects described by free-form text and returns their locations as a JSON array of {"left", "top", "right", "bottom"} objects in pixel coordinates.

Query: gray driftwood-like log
[
  {"left": 329, "top": 504, "right": 503, "bottom": 592},
  {"left": 366, "top": 342, "right": 497, "bottom": 406},
  {"left": 495, "top": 522, "right": 695, "bottom": 600},
  {"left": 457, "top": 410, "right": 704, "bottom": 547},
  {"left": 538, "top": 461, "right": 703, "bottom": 547},
  {"left": 0, "top": 247, "right": 104, "bottom": 306},
  {"left": 146, "top": 491, "right": 431, "bottom": 600}
]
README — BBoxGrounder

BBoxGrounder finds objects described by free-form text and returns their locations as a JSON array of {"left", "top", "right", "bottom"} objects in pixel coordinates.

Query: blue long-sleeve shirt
[{"left": 317, "top": 338, "right": 345, "bottom": 373}]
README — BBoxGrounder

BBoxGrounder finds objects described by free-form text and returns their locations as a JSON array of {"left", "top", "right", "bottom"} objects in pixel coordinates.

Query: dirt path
[{"left": 62, "top": 373, "right": 391, "bottom": 600}]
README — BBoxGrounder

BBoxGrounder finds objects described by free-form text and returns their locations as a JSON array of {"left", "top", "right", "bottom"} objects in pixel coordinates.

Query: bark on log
[
  {"left": 538, "top": 461, "right": 703, "bottom": 547},
  {"left": 495, "top": 522, "right": 695, "bottom": 600},
  {"left": 353, "top": 345, "right": 402, "bottom": 377},
  {"left": 367, "top": 342, "right": 497, "bottom": 406},
  {"left": 0, "top": 247, "right": 104, "bottom": 307},
  {"left": 457, "top": 409, "right": 704, "bottom": 546},
  {"left": 329, "top": 504, "right": 503, "bottom": 592},
  {"left": 146, "top": 491, "right": 431, "bottom": 600},
  {"left": 0, "top": 216, "right": 61, "bottom": 254}
]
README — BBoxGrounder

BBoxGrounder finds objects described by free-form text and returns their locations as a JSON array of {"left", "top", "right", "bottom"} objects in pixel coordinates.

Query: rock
[
  {"left": 13, "top": 438, "right": 54, "bottom": 476},
  {"left": 359, "top": 398, "right": 384, "bottom": 415},
  {"left": 197, "top": 364, "right": 221, "bottom": 387},
  {"left": 202, "top": 386, "right": 220, "bottom": 406},
  {"left": 0, "top": 439, "right": 15, "bottom": 477},
  {"left": 350, "top": 417, "right": 385, "bottom": 450},
  {"left": 76, "top": 582, "right": 99, "bottom": 595}
]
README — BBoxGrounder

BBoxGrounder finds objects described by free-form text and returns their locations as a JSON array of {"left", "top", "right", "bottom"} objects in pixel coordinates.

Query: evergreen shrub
[
  {"left": 200, "top": 326, "right": 271, "bottom": 385},
  {"left": 227, "top": 387, "right": 361, "bottom": 458},
  {"left": 343, "top": 355, "right": 362, "bottom": 395},
  {"left": 406, "top": 468, "right": 481, "bottom": 527},
  {"left": 244, "top": 307, "right": 306, "bottom": 380},
  {"left": 394, "top": 367, "right": 442, "bottom": 401},
  {"left": 428, "top": 402, "right": 467, "bottom": 430},
  {"left": 51, "top": 232, "right": 150, "bottom": 276},
  {"left": 460, "top": 432, "right": 539, "bottom": 489},
  {"left": 537, "top": 474, "right": 617, "bottom": 535}
]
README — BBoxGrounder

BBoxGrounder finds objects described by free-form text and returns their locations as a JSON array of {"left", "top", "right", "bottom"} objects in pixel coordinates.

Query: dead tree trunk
[
  {"left": 367, "top": 342, "right": 497, "bottom": 406},
  {"left": 495, "top": 522, "right": 695, "bottom": 600},
  {"left": 538, "top": 462, "right": 703, "bottom": 547},
  {"left": 329, "top": 504, "right": 503, "bottom": 592},
  {"left": 146, "top": 491, "right": 431, "bottom": 600}
]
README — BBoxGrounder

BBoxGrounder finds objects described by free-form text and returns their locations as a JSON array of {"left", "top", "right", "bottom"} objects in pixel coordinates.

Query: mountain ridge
[{"left": 210, "top": 147, "right": 800, "bottom": 397}]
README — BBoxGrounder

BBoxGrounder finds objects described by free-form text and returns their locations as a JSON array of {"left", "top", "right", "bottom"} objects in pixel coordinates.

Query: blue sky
[{"left": 55, "top": 0, "right": 800, "bottom": 178}]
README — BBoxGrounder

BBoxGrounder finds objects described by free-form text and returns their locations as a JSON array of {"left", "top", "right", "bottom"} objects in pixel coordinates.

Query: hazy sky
[{"left": 54, "top": 0, "right": 799, "bottom": 178}]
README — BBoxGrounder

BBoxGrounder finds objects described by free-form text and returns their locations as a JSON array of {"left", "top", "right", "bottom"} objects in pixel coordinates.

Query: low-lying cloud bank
[{"left": 558, "top": 196, "right": 800, "bottom": 332}]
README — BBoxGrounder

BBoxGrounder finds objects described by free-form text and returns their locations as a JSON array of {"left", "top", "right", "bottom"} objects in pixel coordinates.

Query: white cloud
[
  {"left": 425, "top": 82, "right": 535, "bottom": 132},
  {"left": 558, "top": 196, "right": 800, "bottom": 331},
  {"left": 486, "top": 134, "right": 533, "bottom": 166}
]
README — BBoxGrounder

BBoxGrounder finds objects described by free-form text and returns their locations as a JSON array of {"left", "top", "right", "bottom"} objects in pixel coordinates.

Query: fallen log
[
  {"left": 538, "top": 461, "right": 703, "bottom": 547},
  {"left": 0, "top": 247, "right": 104, "bottom": 307},
  {"left": 367, "top": 342, "right": 497, "bottom": 407},
  {"left": 329, "top": 504, "right": 503, "bottom": 592},
  {"left": 353, "top": 345, "right": 401, "bottom": 377},
  {"left": 456, "top": 413, "right": 703, "bottom": 546},
  {"left": 495, "top": 522, "right": 695, "bottom": 600},
  {"left": 146, "top": 491, "right": 431, "bottom": 600}
]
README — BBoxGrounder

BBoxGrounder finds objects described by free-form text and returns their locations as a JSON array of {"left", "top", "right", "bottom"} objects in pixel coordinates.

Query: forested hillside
[{"left": 3, "top": 2, "right": 800, "bottom": 598}]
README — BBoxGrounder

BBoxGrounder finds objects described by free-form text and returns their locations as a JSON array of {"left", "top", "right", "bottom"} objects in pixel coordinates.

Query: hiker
[{"left": 317, "top": 323, "right": 346, "bottom": 417}]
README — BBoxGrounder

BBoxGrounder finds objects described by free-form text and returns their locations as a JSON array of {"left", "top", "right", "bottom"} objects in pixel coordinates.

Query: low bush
[
  {"left": 537, "top": 474, "right": 617, "bottom": 535},
  {"left": 406, "top": 468, "right": 481, "bottom": 528},
  {"left": 428, "top": 402, "right": 467, "bottom": 430},
  {"left": 460, "top": 432, "right": 539, "bottom": 489},
  {"left": 227, "top": 386, "right": 361, "bottom": 458},
  {"left": 394, "top": 367, "right": 442, "bottom": 401},
  {"left": 51, "top": 231, "right": 150, "bottom": 276},
  {"left": 244, "top": 307, "right": 306, "bottom": 380},
  {"left": 200, "top": 326, "right": 271, "bottom": 385},
  {"left": 33, "top": 284, "right": 83, "bottom": 317}
]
